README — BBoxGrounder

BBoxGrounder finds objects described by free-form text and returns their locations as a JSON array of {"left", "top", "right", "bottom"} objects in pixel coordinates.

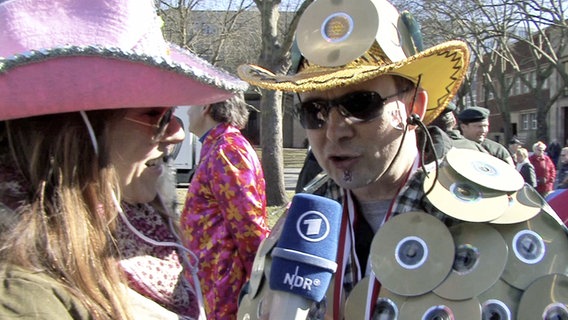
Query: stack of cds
[{"left": 359, "top": 148, "right": 568, "bottom": 320}]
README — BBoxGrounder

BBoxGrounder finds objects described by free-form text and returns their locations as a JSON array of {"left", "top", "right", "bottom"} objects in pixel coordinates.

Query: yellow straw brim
[{"left": 238, "top": 40, "right": 470, "bottom": 125}]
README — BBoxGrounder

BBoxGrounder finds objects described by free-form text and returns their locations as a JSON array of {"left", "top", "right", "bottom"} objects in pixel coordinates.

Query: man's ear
[
  {"left": 202, "top": 104, "right": 212, "bottom": 114},
  {"left": 407, "top": 89, "right": 427, "bottom": 121}
]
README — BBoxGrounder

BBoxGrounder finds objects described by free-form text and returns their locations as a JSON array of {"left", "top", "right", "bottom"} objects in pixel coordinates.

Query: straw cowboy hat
[
  {"left": 0, "top": 0, "right": 248, "bottom": 121},
  {"left": 237, "top": 0, "right": 470, "bottom": 125}
]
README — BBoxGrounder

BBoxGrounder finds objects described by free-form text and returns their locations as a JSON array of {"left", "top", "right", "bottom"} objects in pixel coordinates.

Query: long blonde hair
[{"left": 0, "top": 110, "right": 132, "bottom": 319}]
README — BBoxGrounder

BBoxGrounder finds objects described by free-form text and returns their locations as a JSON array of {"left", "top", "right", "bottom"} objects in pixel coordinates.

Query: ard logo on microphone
[{"left": 296, "top": 210, "right": 331, "bottom": 242}]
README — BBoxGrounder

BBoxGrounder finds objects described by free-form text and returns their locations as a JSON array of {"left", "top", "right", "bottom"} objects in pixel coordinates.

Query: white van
[{"left": 171, "top": 107, "right": 201, "bottom": 186}]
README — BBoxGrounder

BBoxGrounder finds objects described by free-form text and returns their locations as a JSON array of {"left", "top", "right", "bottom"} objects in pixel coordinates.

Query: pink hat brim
[{"left": 0, "top": 46, "right": 248, "bottom": 120}]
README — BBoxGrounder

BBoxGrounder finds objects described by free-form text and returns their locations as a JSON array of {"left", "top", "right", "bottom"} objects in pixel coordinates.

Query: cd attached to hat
[
  {"left": 423, "top": 165, "right": 509, "bottom": 222},
  {"left": 478, "top": 279, "right": 523, "bottom": 320},
  {"left": 433, "top": 223, "right": 508, "bottom": 301},
  {"left": 398, "top": 292, "right": 482, "bottom": 319},
  {"left": 446, "top": 148, "right": 524, "bottom": 192},
  {"left": 490, "top": 184, "right": 543, "bottom": 224},
  {"left": 517, "top": 274, "right": 568, "bottom": 320},
  {"left": 494, "top": 212, "right": 568, "bottom": 290},
  {"left": 295, "top": 0, "right": 380, "bottom": 67},
  {"left": 373, "top": 0, "right": 409, "bottom": 63},
  {"left": 370, "top": 211, "right": 454, "bottom": 296}
]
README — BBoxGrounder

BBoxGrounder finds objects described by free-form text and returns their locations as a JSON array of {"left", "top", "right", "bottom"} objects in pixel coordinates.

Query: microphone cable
[
  {"left": 408, "top": 113, "right": 440, "bottom": 201},
  {"left": 401, "top": 74, "right": 440, "bottom": 205}
]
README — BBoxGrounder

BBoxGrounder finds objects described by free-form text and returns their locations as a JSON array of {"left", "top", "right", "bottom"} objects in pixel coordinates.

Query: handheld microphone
[{"left": 269, "top": 193, "right": 342, "bottom": 320}]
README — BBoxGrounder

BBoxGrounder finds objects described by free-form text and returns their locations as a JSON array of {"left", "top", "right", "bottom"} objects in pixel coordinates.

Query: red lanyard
[{"left": 332, "top": 158, "right": 418, "bottom": 319}]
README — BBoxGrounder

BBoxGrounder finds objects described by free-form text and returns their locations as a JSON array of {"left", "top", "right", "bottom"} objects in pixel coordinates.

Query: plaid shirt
[{"left": 308, "top": 164, "right": 460, "bottom": 319}]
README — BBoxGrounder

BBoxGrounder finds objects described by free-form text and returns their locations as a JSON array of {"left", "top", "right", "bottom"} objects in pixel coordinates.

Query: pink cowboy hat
[{"left": 0, "top": 0, "right": 248, "bottom": 121}]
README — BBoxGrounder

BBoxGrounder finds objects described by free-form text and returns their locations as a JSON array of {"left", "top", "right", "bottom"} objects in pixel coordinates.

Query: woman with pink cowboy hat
[{"left": 0, "top": 0, "right": 248, "bottom": 319}]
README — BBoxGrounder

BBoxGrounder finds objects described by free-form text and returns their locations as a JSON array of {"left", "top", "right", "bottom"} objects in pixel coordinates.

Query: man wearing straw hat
[
  {"left": 236, "top": 0, "right": 567, "bottom": 318},
  {"left": 238, "top": 0, "right": 470, "bottom": 317}
]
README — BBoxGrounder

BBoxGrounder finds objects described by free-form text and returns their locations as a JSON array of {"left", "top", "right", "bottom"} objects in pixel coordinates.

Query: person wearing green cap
[
  {"left": 422, "top": 102, "right": 487, "bottom": 163},
  {"left": 457, "top": 106, "right": 514, "bottom": 165}
]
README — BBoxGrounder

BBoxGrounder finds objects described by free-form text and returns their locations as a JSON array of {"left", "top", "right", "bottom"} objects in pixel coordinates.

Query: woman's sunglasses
[
  {"left": 294, "top": 90, "right": 410, "bottom": 129},
  {"left": 124, "top": 107, "right": 175, "bottom": 141}
]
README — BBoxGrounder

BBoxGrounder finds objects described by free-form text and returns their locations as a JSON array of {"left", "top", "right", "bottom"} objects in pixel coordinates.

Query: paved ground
[{"left": 284, "top": 167, "right": 301, "bottom": 191}]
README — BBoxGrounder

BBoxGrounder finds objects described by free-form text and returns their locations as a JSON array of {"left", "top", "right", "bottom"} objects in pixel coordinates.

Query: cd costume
[
  {"left": 237, "top": 0, "right": 568, "bottom": 319},
  {"left": 240, "top": 147, "right": 568, "bottom": 319}
]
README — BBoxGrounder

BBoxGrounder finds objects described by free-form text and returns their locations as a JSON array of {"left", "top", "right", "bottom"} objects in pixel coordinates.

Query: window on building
[
  {"left": 515, "top": 77, "right": 522, "bottom": 95},
  {"left": 521, "top": 112, "right": 538, "bottom": 131},
  {"left": 521, "top": 73, "right": 529, "bottom": 94},
  {"left": 530, "top": 113, "right": 537, "bottom": 129},
  {"left": 479, "top": 84, "right": 494, "bottom": 101},
  {"left": 522, "top": 113, "right": 529, "bottom": 130}
]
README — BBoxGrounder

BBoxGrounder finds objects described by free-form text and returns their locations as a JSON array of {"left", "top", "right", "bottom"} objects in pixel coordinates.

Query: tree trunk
[
  {"left": 254, "top": 0, "right": 289, "bottom": 206},
  {"left": 260, "top": 89, "right": 288, "bottom": 206}
]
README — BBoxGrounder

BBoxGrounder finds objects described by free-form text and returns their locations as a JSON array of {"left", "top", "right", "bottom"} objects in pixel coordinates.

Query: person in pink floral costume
[
  {"left": 181, "top": 96, "right": 270, "bottom": 320},
  {"left": 529, "top": 141, "right": 557, "bottom": 197}
]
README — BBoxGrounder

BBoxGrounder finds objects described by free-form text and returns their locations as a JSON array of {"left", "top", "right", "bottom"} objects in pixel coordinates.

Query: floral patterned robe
[{"left": 181, "top": 123, "right": 269, "bottom": 320}]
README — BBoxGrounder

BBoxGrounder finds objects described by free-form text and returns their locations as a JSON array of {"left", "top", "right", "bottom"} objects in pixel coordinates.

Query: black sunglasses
[{"left": 294, "top": 90, "right": 410, "bottom": 129}]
